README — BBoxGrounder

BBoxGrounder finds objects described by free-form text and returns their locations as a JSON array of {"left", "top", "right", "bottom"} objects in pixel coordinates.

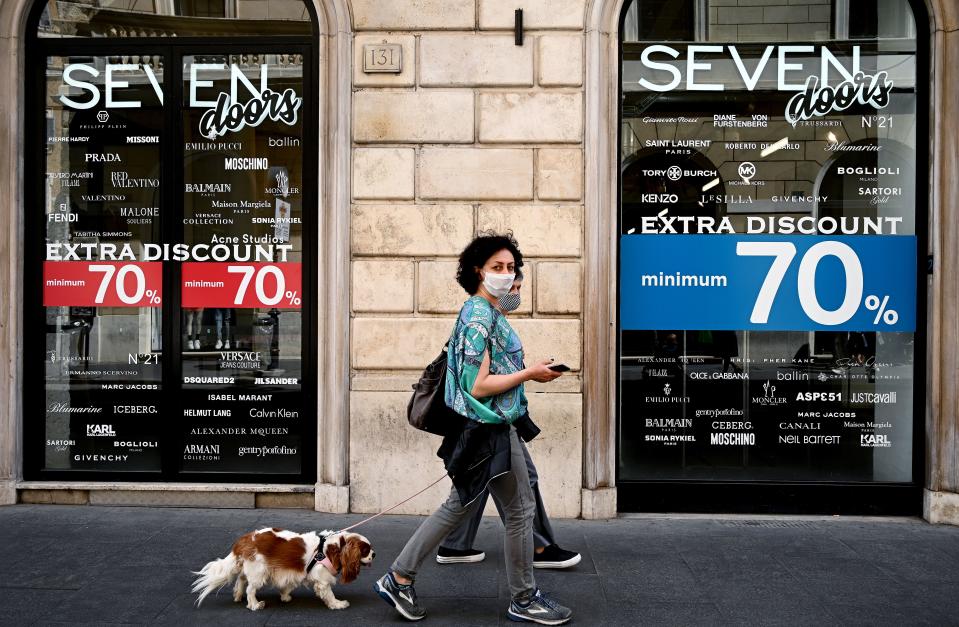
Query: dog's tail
[{"left": 191, "top": 551, "right": 241, "bottom": 606}]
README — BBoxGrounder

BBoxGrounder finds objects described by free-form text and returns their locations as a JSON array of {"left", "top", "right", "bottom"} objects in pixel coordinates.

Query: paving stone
[
  {"left": 827, "top": 602, "right": 953, "bottom": 626},
  {"left": 597, "top": 556, "right": 702, "bottom": 603},
  {"left": 26, "top": 623, "right": 144, "bottom": 627},
  {"left": 260, "top": 590, "right": 393, "bottom": 626},
  {"left": 0, "top": 588, "right": 65, "bottom": 626},
  {"left": 10, "top": 541, "right": 125, "bottom": 591},
  {"left": 776, "top": 554, "right": 897, "bottom": 581},
  {"left": 31, "top": 567, "right": 185, "bottom": 624},
  {"left": 864, "top": 542, "right": 959, "bottom": 582},
  {"left": 682, "top": 551, "right": 797, "bottom": 584},
  {"left": 798, "top": 578, "right": 917, "bottom": 609},
  {"left": 154, "top": 591, "right": 274, "bottom": 626},
  {"left": 609, "top": 602, "right": 726, "bottom": 627},
  {"left": 717, "top": 599, "right": 836, "bottom": 627}
]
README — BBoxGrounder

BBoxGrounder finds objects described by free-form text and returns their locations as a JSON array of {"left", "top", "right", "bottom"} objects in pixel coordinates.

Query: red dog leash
[{"left": 336, "top": 471, "right": 451, "bottom": 533}]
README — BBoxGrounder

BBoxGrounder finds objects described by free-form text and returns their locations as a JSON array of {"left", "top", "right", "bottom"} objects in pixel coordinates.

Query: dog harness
[{"left": 306, "top": 532, "right": 339, "bottom": 577}]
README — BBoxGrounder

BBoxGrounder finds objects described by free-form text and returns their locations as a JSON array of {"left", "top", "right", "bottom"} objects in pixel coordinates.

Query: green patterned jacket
[{"left": 445, "top": 295, "right": 528, "bottom": 424}]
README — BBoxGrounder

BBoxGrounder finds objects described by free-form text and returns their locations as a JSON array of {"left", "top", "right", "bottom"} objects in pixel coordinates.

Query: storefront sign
[
  {"left": 631, "top": 44, "right": 901, "bottom": 126},
  {"left": 181, "top": 262, "right": 302, "bottom": 308},
  {"left": 620, "top": 235, "right": 917, "bottom": 332},
  {"left": 43, "top": 262, "right": 163, "bottom": 307},
  {"left": 198, "top": 88, "right": 301, "bottom": 140}
]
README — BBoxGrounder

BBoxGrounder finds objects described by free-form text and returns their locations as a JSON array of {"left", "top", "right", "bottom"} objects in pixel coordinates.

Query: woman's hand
[{"left": 526, "top": 359, "right": 563, "bottom": 383}]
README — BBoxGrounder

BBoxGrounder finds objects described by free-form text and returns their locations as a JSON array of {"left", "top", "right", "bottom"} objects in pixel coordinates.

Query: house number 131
[{"left": 363, "top": 44, "right": 402, "bottom": 73}]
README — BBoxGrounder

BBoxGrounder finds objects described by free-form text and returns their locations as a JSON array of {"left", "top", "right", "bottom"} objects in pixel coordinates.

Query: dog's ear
[{"left": 339, "top": 537, "right": 362, "bottom": 584}]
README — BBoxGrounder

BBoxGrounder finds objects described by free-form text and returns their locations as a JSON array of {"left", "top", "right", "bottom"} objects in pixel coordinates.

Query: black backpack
[
  {"left": 409, "top": 308, "right": 499, "bottom": 435},
  {"left": 407, "top": 343, "right": 464, "bottom": 436}
]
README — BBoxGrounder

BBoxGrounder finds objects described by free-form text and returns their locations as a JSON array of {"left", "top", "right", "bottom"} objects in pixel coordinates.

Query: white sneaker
[
  {"left": 188, "top": 340, "right": 195, "bottom": 350},
  {"left": 215, "top": 340, "right": 223, "bottom": 350},
  {"left": 224, "top": 340, "right": 231, "bottom": 350}
]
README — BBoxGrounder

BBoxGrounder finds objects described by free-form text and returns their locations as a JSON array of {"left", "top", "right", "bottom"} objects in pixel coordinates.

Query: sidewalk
[{"left": 1, "top": 505, "right": 958, "bottom": 626}]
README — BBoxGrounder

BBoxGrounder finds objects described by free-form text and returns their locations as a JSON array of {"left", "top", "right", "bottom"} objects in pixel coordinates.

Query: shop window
[
  {"left": 25, "top": 0, "right": 317, "bottom": 482},
  {"left": 617, "top": 0, "right": 924, "bottom": 503}
]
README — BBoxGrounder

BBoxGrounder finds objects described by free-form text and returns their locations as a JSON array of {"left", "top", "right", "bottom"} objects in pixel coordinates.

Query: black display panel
[
  {"left": 41, "top": 55, "right": 166, "bottom": 473},
  {"left": 26, "top": 37, "right": 316, "bottom": 483},
  {"left": 178, "top": 53, "right": 307, "bottom": 475},
  {"left": 617, "top": 0, "right": 926, "bottom": 508}
]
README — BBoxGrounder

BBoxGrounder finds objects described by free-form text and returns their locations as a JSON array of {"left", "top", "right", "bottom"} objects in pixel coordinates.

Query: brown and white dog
[{"left": 192, "top": 528, "right": 374, "bottom": 611}]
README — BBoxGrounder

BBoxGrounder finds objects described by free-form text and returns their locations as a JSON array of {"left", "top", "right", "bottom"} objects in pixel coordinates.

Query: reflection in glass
[
  {"left": 43, "top": 56, "right": 165, "bottom": 472},
  {"left": 619, "top": 0, "right": 918, "bottom": 483},
  {"left": 179, "top": 53, "right": 305, "bottom": 475},
  {"left": 38, "top": 0, "right": 312, "bottom": 38}
]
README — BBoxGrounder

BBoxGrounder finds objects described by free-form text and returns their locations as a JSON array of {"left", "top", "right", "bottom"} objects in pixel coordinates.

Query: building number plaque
[{"left": 363, "top": 43, "right": 402, "bottom": 73}]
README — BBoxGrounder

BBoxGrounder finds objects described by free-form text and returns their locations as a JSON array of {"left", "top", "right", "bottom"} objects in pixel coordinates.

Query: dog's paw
[
  {"left": 247, "top": 600, "right": 266, "bottom": 611},
  {"left": 330, "top": 599, "right": 349, "bottom": 610},
  {"left": 233, "top": 594, "right": 243, "bottom": 603},
  {"left": 280, "top": 593, "right": 293, "bottom": 603}
]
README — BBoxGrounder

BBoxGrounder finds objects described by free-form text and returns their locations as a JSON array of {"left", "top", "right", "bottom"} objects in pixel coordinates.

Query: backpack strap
[{"left": 486, "top": 305, "right": 503, "bottom": 367}]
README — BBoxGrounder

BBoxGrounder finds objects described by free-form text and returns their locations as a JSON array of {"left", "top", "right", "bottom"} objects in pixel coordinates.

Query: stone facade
[
  {"left": 350, "top": 4, "right": 586, "bottom": 516},
  {"left": 0, "top": 0, "right": 957, "bottom": 528}
]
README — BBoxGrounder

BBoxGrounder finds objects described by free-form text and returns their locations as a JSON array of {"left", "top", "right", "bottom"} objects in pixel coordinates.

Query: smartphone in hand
[{"left": 548, "top": 363, "right": 571, "bottom": 372}]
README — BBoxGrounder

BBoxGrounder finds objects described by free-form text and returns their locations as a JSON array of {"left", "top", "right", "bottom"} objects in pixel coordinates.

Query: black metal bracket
[{"left": 515, "top": 9, "right": 523, "bottom": 46}]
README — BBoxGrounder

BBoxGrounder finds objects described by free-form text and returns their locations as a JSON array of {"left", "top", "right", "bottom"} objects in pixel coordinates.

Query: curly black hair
[{"left": 456, "top": 231, "right": 524, "bottom": 295}]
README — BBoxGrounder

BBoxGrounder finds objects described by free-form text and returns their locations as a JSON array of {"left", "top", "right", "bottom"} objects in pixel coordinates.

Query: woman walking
[
  {"left": 436, "top": 268, "right": 582, "bottom": 570},
  {"left": 375, "top": 233, "right": 573, "bottom": 624}
]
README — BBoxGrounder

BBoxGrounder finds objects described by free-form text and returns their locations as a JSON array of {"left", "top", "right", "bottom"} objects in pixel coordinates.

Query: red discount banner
[
  {"left": 181, "top": 262, "right": 302, "bottom": 309},
  {"left": 43, "top": 261, "right": 163, "bottom": 307}
]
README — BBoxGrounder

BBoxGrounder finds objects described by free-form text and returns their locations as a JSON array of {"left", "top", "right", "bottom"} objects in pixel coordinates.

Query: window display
[
  {"left": 28, "top": 11, "right": 315, "bottom": 481},
  {"left": 618, "top": 0, "right": 922, "bottom": 487},
  {"left": 178, "top": 54, "right": 307, "bottom": 474},
  {"left": 40, "top": 55, "right": 165, "bottom": 472}
]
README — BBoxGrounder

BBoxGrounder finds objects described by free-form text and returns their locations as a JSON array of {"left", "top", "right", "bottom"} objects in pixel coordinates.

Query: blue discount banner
[{"left": 620, "top": 235, "right": 916, "bottom": 332}]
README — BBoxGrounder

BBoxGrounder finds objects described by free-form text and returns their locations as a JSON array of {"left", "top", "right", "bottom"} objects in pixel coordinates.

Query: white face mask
[{"left": 482, "top": 271, "right": 515, "bottom": 298}]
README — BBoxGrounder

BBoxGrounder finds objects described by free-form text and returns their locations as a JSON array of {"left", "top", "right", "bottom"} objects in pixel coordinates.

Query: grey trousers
[
  {"left": 391, "top": 427, "right": 536, "bottom": 600},
  {"left": 441, "top": 438, "right": 556, "bottom": 551}
]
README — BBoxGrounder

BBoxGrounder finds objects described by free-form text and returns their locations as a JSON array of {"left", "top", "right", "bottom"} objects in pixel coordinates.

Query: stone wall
[{"left": 348, "top": 0, "right": 587, "bottom": 517}]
